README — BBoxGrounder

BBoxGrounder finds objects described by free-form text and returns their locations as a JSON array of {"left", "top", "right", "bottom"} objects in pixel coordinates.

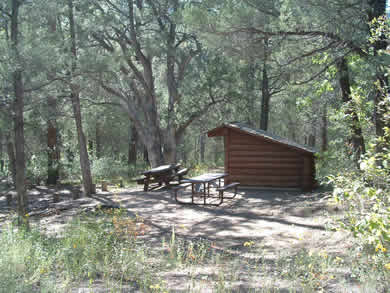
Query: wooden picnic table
[
  {"left": 137, "top": 163, "right": 188, "bottom": 191},
  {"left": 173, "top": 173, "right": 239, "bottom": 205}
]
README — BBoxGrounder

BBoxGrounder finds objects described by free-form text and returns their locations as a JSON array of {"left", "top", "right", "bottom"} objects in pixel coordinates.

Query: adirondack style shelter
[{"left": 207, "top": 122, "right": 316, "bottom": 191}]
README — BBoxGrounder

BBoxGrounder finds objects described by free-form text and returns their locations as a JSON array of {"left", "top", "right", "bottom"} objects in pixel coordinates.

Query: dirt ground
[
  {"left": 1, "top": 181, "right": 356, "bottom": 292},
  {"left": 118, "top": 185, "right": 351, "bottom": 255},
  {"left": 1, "top": 182, "right": 349, "bottom": 254}
]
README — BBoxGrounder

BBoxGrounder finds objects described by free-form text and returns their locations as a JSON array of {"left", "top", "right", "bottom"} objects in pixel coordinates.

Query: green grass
[{"left": 1, "top": 209, "right": 389, "bottom": 292}]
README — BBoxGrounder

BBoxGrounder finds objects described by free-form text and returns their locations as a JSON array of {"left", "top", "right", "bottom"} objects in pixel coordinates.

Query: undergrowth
[{"left": 0, "top": 208, "right": 389, "bottom": 292}]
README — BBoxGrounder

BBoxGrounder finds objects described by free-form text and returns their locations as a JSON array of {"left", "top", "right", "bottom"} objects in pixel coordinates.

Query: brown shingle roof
[{"left": 216, "top": 122, "right": 317, "bottom": 154}]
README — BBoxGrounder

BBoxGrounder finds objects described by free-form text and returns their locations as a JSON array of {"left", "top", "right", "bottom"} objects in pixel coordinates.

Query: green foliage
[
  {"left": 0, "top": 209, "right": 389, "bottom": 292},
  {"left": 90, "top": 156, "right": 149, "bottom": 181},
  {"left": 0, "top": 210, "right": 157, "bottom": 292},
  {"left": 26, "top": 152, "right": 48, "bottom": 182},
  {"left": 329, "top": 136, "right": 390, "bottom": 252},
  {"left": 91, "top": 157, "right": 128, "bottom": 180}
]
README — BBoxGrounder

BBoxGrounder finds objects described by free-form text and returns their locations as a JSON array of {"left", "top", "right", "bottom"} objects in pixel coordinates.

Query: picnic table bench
[
  {"left": 172, "top": 173, "right": 240, "bottom": 206},
  {"left": 136, "top": 164, "right": 188, "bottom": 191}
]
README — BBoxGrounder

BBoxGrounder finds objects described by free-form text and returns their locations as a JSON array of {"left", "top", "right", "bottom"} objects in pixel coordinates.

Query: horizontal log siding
[{"left": 228, "top": 130, "right": 303, "bottom": 187}]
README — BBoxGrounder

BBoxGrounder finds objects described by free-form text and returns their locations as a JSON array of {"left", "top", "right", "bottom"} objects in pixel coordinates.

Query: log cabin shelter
[{"left": 207, "top": 122, "right": 317, "bottom": 191}]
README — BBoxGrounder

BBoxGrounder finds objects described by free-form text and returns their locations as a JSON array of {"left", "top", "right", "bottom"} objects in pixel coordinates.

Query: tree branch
[
  {"left": 176, "top": 97, "right": 225, "bottom": 139},
  {"left": 227, "top": 27, "right": 367, "bottom": 57}
]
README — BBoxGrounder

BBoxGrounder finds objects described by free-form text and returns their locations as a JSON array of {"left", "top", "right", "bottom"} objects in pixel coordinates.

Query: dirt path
[
  {"left": 1, "top": 184, "right": 349, "bottom": 255},
  {"left": 106, "top": 186, "right": 349, "bottom": 257}
]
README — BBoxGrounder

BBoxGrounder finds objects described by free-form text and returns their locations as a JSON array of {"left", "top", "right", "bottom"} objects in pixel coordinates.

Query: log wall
[{"left": 226, "top": 129, "right": 314, "bottom": 189}]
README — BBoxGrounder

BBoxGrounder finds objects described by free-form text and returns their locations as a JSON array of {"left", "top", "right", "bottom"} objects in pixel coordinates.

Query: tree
[
  {"left": 46, "top": 14, "right": 60, "bottom": 185},
  {"left": 202, "top": 0, "right": 389, "bottom": 158},
  {"left": 67, "top": 0, "right": 94, "bottom": 196},
  {"left": 368, "top": 0, "right": 390, "bottom": 148},
  {"left": 89, "top": 0, "right": 227, "bottom": 166},
  {"left": 10, "top": 0, "right": 28, "bottom": 225},
  {"left": 337, "top": 57, "right": 365, "bottom": 165}
]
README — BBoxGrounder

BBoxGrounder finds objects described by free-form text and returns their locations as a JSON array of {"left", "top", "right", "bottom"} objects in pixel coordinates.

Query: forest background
[{"left": 0, "top": 0, "right": 389, "bottom": 248}]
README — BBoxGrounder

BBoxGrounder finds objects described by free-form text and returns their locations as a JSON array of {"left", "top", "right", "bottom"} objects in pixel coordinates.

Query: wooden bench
[
  {"left": 216, "top": 182, "right": 240, "bottom": 200},
  {"left": 176, "top": 168, "right": 188, "bottom": 182},
  {"left": 172, "top": 182, "right": 192, "bottom": 203}
]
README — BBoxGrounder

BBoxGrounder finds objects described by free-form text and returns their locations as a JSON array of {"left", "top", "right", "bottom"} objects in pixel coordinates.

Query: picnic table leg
[
  {"left": 218, "top": 190, "right": 224, "bottom": 205},
  {"left": 203, "top": 183, "right": 207, "bottom": 205},
  {"left": 191, "top": 183, "right": 194, "bottom": 204},
  {"left": 144, "top": 176, "right": 150, "bottom": 191}
]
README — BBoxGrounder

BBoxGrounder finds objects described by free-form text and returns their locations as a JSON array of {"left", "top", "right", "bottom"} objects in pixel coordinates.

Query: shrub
[{"left": 329, "top": 134, "right": 390, "bottom": 253}]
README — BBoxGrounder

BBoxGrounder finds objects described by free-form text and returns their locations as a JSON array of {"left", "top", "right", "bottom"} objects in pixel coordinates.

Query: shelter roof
[{"left": 208, "top": 122, "right": 316, "bottom": 154}]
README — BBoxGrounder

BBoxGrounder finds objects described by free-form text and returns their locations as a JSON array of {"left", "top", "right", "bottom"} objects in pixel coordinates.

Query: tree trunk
[
  {"left": 143, "top": 146, "right": 149, "bottom": 164},
  {"left": 46, "top": 15, "right": 60, "bottom": 186},
  {"left": 165, "top": 14, "right": 179, "bottom": 164},
  {"left": 337, "top": 57, "right": 365, "bottom": 165},
  {"left": 321, "top": 104, "right": 328, "bottom": 152},
  {"left": 200, "top": 133, "right": 205, "bottom": 163},
  {"left": 245, "top": 59, "right": 257, "bottom": 125},
  {"left": 88, "top": 139, "right": 94, "bottom": 157},
  {"left": 68, "top": 0, "right": 94, "bottom": 196},
  {"left": 0, "top": 130, "right": 3, "bottom": 173},
  {"left": 11, "top": 0, "right": 28, "bottom": 226},
  {"left": 308, "top": 134, "right": 316, "bottom": 148},
  {"left": 70, "top": 91, "right": 94, "bottom": 196},
  {"left": 6, "top": 134, "right": 16, "bottom": 184},
  {"left": 260, "top": 38, "right": 271, "bottom": 131},
  {"left": 128, "top": 124, "right": 137, "bottom": 165},
  {"left": 96, "top": 120, "right": 102, "bottom": 158},
  {"left": 47, "top": 96, "right": 60, "bottom": 185},
  {"left": 144, "top": 138, "right": 164, "bottom": 167},
  {"left": 214, "top": 139, "right": 219, "bottom": 164}
]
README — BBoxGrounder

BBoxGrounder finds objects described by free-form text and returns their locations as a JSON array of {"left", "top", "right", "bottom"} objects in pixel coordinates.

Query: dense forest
[{"left": 0, "top": 0, "right": 389, "bottom": 291}]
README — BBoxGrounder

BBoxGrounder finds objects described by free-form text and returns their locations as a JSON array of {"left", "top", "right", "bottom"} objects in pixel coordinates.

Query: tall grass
[
  {"left": 0, "top": 209, "right": 157, "bottom": 292},
  {"left": 1, "top": 209, "right": 389, "bottom": 292}
]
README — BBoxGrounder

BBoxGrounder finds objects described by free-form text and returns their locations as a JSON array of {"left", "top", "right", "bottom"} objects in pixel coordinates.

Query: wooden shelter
[{"left": 207, "top": 122, "right": 316, "bottom": 191}]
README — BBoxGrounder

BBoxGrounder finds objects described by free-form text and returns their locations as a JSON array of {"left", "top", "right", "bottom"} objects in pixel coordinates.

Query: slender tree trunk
[
  {"left": 0, "top": 130, "right": 4, "bottom": 173},
  {"left": 214, "top": 139, "right": 219, "bottom": 164},
  {"left": 200, "top": 133, "right": 205, "bottom": 163},
  {"left": 337, "top": 57, "right": 365, "bottom": 165},
  {"left": 47, "top": 96, "right": 60, "bottom": 185},
  {"left": 88, "top": 139, "right": 94, "bottom": 157},
  {"left": 11, "top": 0, "right": 28, "bottom": 226},
  {"left": 46, "top": 13, "right": 60, "bottom": 185},
  {"left": 165, "top": 11, "right": 178, "bottom": 164},
  {"left": 128, "top": 124, "right": 137, "bottom": 165},
  {"left": 68, "top": 0, "right": 94, "bottom": 196},
  {"left": 260, "top": 38, "right": 270, "bottom": 130},
  {"left": 245, "top": 59, "right": 257, "bottom": 125},
  {"left": 143, "top": 146, "right": 149, "bottom": 164},
  {"left": 308, "top": 134, "right": 316, "bottom": 147},
  {"left": 321, "top": 104, "right": 328, "bottom": 152},
  {"left": 96, "top": 120, "right": 102, "bottom": 158},
  {"left": 6, "top": 134, "right": 16, "bottom": 184}
]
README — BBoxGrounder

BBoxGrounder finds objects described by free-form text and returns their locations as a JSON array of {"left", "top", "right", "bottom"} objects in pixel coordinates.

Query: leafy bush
[
  {"left": 91, "top": 157, "right": 148, "bottom": 181},
  {"left": 26, "top": 152, "right": 48, "bottom": 183},
  {"left": 329, "top": 134, "right": 390, "bottom": 253}
]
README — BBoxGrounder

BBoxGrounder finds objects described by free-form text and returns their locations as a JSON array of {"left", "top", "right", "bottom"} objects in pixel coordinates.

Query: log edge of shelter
[{"left": 207, "top": 122, "right": 317, "bottom": 191}]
